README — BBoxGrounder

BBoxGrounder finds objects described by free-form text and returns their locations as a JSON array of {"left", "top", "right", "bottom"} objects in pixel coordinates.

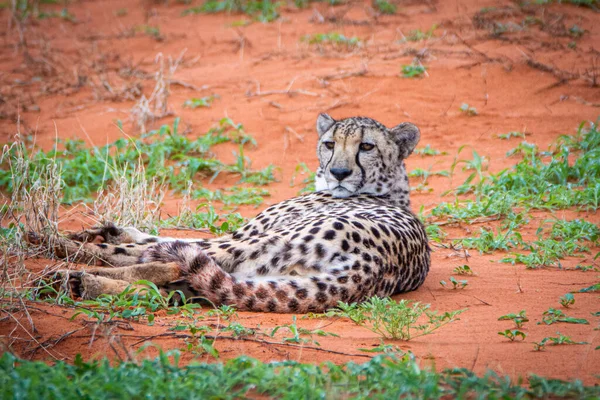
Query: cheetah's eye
[
  {"left": 359, "top": 143, "right": 375, "bottom": 151},
  {"left": 323, "top": 141, "right": 335, "bottom": 150}
]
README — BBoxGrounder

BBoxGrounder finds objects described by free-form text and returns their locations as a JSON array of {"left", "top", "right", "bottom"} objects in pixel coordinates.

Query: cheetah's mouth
[{"left": 330, "top": 185, "right": 353, "bottom": 198}]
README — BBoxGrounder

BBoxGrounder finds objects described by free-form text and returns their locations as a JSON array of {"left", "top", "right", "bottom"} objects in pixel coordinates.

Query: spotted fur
[{"left": 52, "top": 114, "right": 430, "bottom": 313}]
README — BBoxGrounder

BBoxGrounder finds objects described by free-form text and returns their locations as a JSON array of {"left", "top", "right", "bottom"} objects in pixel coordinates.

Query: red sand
[{"left": 1, "top": 0, "right": 599, "bottom": 384}]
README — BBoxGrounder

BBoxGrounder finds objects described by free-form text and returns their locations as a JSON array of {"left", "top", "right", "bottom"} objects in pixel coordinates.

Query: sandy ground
[{"left": 1, "top": 0, "right": 599, "bottom": 384}]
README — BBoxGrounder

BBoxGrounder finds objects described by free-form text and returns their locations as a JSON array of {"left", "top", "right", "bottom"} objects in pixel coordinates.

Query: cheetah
[{"left": 45, "top": 114, "right": 430, "bottom": 313}]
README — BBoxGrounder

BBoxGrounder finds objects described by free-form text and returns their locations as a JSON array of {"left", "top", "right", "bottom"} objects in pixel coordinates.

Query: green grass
[
  {"left": 160, "top": 204, "right": 246, "bottom": 234},
  {"left": 498, "top": 310, "right": 529, "bottom": 329},
  {"left": 373, "top": 0, "right": 396, "bottom": 14},
  {"left": 459, "top": 103, "right": 478, "bottom": 116},
  {"left": 37, "top": 280, "right": 201, "bottom": 326},
  {"left": 327, "top": 297, "right": 465, "bottom": 340},
  {"left": 183, "top": 0, "right": 280, "bottom": 22},
  {"left": 2, "top": 351, "right": 599, "bottom": 399},
  {"left": 401, "top": 63, "right": 426, "bottom": 78},
  {"left": 428, "top": 119, "right": 600, "bottom": 267},
  {"left": 301, "top": 32, "right": 361, "bottom": 49},
  {"left": 402, "top": 25, "right": 438, "bottom": 42},
  {"left": 183, "top": 95, "right": 219, "bottom": 109},
  {"left": 414, "top": 144, "right": 447, "bottom": 156},
  {"left": 0, "top": 117, "right": 272, "bottom": 204}
]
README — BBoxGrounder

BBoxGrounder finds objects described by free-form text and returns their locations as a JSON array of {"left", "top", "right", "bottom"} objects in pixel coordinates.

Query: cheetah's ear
[
  {"left": 316, "top": 113, "right": 336, "bottom": 137},
  {"left": 389, "top": 122, "right": 420, "bottom": 159}
]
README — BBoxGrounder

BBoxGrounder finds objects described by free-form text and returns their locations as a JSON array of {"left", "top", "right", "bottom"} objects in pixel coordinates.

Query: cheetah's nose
[{"left": 330, "top": 168, "right": 352, "bottom": 181}]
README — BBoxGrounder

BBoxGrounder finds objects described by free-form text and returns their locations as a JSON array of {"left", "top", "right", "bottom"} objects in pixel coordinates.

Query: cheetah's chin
[{"left": 330, "top": 186, "right": 354, "bottom": 198}]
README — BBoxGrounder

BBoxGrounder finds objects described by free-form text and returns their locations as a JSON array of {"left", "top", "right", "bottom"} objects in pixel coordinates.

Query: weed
[
  {"left": 206, "top": 304, "right": 238, "bottom": 320},
  {"left": 183, "top": 95, "right": 219, "bottom": 109},
  {"left": 302, "top": 33, "right": 361, "bottom": 50},
  {"left": 498, "top": 310, "right": 529, "bottom": 329},
  {"left": 497, "top": 131, "right": 526, "bottom": 140},
  {"left": 453, "top": 265, "right": 474, "bottom": 275},
  {"left": 569, "top": 24, "right": 585, "bottom": 37},
  {"left": 533, "top": 332, "right": 588, "bottom": 351},
  {"left": 425, "top": 223, "right": 447, "bottom": 243},
  {"left": 290, "top": 162, "right": 315, "bottom": 194},
  {"left": 414, "top": 145, "right": 447, "bottom": 156},
  {"left": 498, "top": 329, "right": 527, "bottom": 341},
  {"left": 115, "top": 8, "right": 127, "bottom": 16},
  {"left": 71, "top": 280, "right": 201, "bottom": 325},
  {"left": 440, "top": 276, "right": 468, "bottom": 290},
  {"left": 38, "top": 8, "right": 76, "bottom": 22},
  {"left": 559, "top": 293, "right": 575, "bottom": 308},
  {"left": 270, "top": 316, "right": 339, "bottom": 346},
  {"left": 373, "top": 0, "right": 396, "bottom": 14},
  {"left": 539, "top": 308, "right": 589, "bottom": 325},
  {"left": 171, "top": 319, "right": 219, "bottom": 358},
  {"left": 577, "top": 282, "right": 600, "bottom": 292},
  {"left": 401, "top": 63, "right": 426, "bottom": 78},
  {"left": 161, "top": 205, "right": 246, "bottom": 234},
  {"left": 194, "top": 186, "right": 269, "bottom": 207},
  {"left": 461, "top": 226, "right": 522, "bottom": 254},
  {"left": 329, "top": 297, "right": 465, "bottom": 340},
  {"left": 3, "top": 351, "right": 600, "bottom": 398},
  {"left": 136, "top": 25, "right": 163, "bottom": 41},
  {"left": 0, "top": 118, "right": 268, "bottom": 206},
  {"left": 459, "top": 103, "right": 478, "bottom": 116},
  {"left": 403, "top": 25, "right": 438, "bottom": 42},
  {"left": 183, "top": 0, "right": 281, "bottom": 22},
  {"left": 222, "top": 322, "right": 257, "bottom": 337}
]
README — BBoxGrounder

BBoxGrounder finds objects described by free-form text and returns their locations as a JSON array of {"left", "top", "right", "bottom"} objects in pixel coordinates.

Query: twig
[
  {"left": 117, "top": 332, "right": 372, "bottom": 359},
  {"left": 246, "top": 80, "right": 319, "bottom": 98},
  {"left": 169, "top": 80, "right": 210, "bottom": 92}
]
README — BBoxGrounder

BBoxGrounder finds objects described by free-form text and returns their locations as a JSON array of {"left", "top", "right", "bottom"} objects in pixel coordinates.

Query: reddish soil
[{"left": 1, "top": 0, "right": 600, "bottom": 385}]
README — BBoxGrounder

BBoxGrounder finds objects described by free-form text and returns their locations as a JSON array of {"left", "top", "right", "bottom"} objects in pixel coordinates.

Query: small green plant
[
  {"left": 183, "top": 95, "right": 219, "bottom": 109},
  {"left": 569, "top": 24, "right": 585, "bottom": 38},
  {"left": 193, "top": 186, "right": 269, "bottom": 207},
  {"left": 425, "top": 223, "right": 447, "bottom": 243},
  {"left": 498, "top": 329, "right": 526, "bottom": 341},
  {"left": 453, "top": 265, "right": 473, "bottom": 275},
  {"left": 270, "top": 316, "right": 339, "bottom": 346},
  {"left": 206, "top": 304, "right": 238, "bottom": 320},
  {"left": 440, "top": 276, "right": 468, "bottom": 290},
  {"left": 171, "top": 319, "right": 219, "bottom": 358},
  {"left": 498, "top": 310, "right": 529, "bottom": 329},
  {"left": 497, "top": 131, "right": 526, "bottom": 140},
  {"left": 559, "top": 293, "right": 575, "bottom": 308},
  {"left": 373, "top": 0, "right": 396, "bottom": 14},
  {"left": 329, "top": 297, "right": 465, "bottom": 340},
  {"left": 578, "top": 282, "right": 600, "bottom": 292},
  {"left": 414, "top": 145, "right": 447, "bottom": 156},
  {"left": 540, "top": 308, "right": 589, "bottom": 325},
  {"left": 222, "top": 321, "right": 257, "bottom": 337},
  {"left": 115, "top": 8, "right": 127, "bottom": 16},
  {"left": 71, "top": 280, "right": 201, "bottom": 325},
  {"left": 290, "top": 163, "right": 315, "bottom": 194},
  {"left": 302, "top": 32, "right": 361, "bottom": 49},
  {"left": 533, "top": 332, "right": 588, "bottom": 351},
  {"left": 38, "top": 8, "right": 76, "bottom": 22},
  {"left": 136, "top": 25, "right": 163, "bottom": 41},
  {"left": 161, "top": 205, "right": 246, "bottom": 234},
  {"left": 401, "top": 63, "right": 426, "bottom": 78},
  {"left": 183, "top": 0, "right": 281, "bottom": 23},
  {"left": 459, "top": 103, "right": 478, "bottom": 116},
  {"left": 403, "top": 25, "right": 438, "bottom": 42}
]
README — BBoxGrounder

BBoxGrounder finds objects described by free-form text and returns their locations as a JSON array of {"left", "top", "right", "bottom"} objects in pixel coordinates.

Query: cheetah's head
[{"left": 314, "top": 114, "right": 420, "bottom": 201}]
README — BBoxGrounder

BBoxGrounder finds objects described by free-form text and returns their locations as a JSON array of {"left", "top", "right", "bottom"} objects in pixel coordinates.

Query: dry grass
[
  {"left": 89, "top": 159, "right": 166, "bottom": 234},
  {"left": 130, "top": 51, "right": 185, "bottom": 133}
]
